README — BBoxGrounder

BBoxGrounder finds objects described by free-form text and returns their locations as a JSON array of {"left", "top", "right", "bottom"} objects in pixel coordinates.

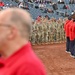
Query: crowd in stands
[
  {"left": 0, "top": 0, "right": 75, "bottom": 20},
  {"left": 27, "top": 0, "right": 75, "bottom": 4},
  {"left": 30, "top": 16, "right": 67, "bottom": 45},
  {"left": 19, "top": 0, "right": 75, "bottom": 19},
  {"left": 0, "top": 0, "right": 74, "bottom": 45}
]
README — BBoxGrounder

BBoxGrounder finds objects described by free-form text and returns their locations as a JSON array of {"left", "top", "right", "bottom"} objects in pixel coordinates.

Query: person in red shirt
[
  {"left": 70, "top": 19, "right": 75, "bottom": 57},
  {"left": 69, "top": 13, "right": 75, "bottom": 57},
  {"left": 69, "top": 20, "right": 75, "bottom": 57},
  {"left": 64, "top": 16, "right": 72, "bottom": 53},
  {"left": 0, "top": 2, "right": 4, "bottom": 7},
  {"left": 0, "top": 8, "right": 46, "bottom": 75}
]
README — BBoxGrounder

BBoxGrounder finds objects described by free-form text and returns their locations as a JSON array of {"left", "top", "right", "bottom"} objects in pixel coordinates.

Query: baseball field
[{"left": 33, "top": 43, "right": 75, "bottom": 75}]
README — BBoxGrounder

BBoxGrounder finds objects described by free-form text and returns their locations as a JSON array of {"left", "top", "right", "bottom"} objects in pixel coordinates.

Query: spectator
[
  {"left": 64, "top": 12, "right": 69, "bottom": 17},
  {"left": 45, "top": 15, "right": 50, "bottom": 20},
  {"left": 58, "top": 0, "right": 65, "bottom": 4},
  {"left": 63, "top": 4, "right": 70, "bottom": 9},
  {"left": 63, "top": 4, "right": 68, "bottom": 9},
  {"left": 74, "top": 0, "right": 75, "bottom": 3},
  {"left": 47, "top": 8, "right": 54, "bottom": 13},
  {"left": 69, "top": 0, "right": 75, "bottom": 4},
  {"left": 19, "top": 2, "right": 24, "bottom": 8},
  {"left": 69, "top": 0, "right": 73, "bottom": 4},
  {"left": 39, "top": 3, "right": 46, "bottom": 9},
  {"left": 46, "top": 0, "right": 52, "bottom": 4},
  {"left": 24, "top": 5, "right": 29, "bottom": 10},
  {"left": 71, "top": 10, "right": 74, "bottom": 15},
  {"left": 28, "top": 0, "right": 34, "bottom": 3},
  {"left": 43, "top": 8, "right": 48, "bottom": 13},
  {"left": 52, "top": 3, "right": 58, "bottom": 10},
  {"left": 39, "top": 3, "right": 43, "bottom": 8},
  {"left": 66, "top": 5, "right": 69, "bottom": 9}
]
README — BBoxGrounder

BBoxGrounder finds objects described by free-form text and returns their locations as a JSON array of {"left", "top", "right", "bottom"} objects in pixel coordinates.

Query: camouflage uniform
[
  {"left": 31, "top": 23, "right": 36, "bottom": 44},
  {"left": 30, "top": 19, "right": 66, "bottom": 45}
]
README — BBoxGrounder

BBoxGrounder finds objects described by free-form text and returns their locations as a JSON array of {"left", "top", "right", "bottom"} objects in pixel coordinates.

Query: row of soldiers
[
  {"left": 64, "top": 12, "right": 75, "bottom": 58},
  {"left": 30, "top": 18, "right": 66, "bottom": 45}
]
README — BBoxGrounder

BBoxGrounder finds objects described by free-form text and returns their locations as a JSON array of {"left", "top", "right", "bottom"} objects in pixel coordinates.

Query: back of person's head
[
  {"left": 45, "top": 15, "right": 50, "bottom": 19},
  {"left": 68, "top": 16, "right": 72, "bottom": 20},
  {"left": 39, "top": 15, "right": 41, "bottom": 17}
]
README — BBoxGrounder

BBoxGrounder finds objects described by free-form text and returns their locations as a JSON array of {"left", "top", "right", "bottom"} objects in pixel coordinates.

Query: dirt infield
[{"left": 33, "top": 43, "right": 75, "bottom": 75}]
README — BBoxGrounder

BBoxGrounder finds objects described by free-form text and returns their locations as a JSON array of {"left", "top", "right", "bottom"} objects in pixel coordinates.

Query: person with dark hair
[
  {"left": 64, "top": 12, "right": 69, "bottom": 17},
  {"left": 52, "top": 3, "right": 58, "bottom": 10},
  {"left": 63, "top": 4, "right": 67, "bottom": 9},
  {"left": 70, "top": 13, "right": 75, "bottom": 57},
  {"left": 64, "top": 15, "right": 72, "bottom": 53},
  {"left": 45, "top": 15, "right": 50, "bottom": 20},
  {"left": 69, "top": 0, "right": 75, "bottom": 4}
]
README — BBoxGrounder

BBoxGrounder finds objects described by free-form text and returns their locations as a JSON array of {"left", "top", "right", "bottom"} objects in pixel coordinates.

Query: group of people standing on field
[{"left": 64, "top": 12, "right": 75, "bottom": 58}]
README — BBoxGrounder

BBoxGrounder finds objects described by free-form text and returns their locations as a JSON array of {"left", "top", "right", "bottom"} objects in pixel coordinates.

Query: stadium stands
[{"left": 0, "top": 0, "right": 75, "bottom": 19}]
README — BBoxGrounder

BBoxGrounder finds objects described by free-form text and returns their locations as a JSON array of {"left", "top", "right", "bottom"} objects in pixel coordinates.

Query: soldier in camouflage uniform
[
  {"left": 30, "top": 17, "right": 66, "bottom": 45},
  {"left": 31, "top": 22, "right": 36, "bottom": 44}
]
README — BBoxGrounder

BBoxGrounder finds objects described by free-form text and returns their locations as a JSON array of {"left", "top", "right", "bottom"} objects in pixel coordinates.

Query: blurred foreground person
[{"left": 0, "top": 8, "right": 46, "bottom": 75}]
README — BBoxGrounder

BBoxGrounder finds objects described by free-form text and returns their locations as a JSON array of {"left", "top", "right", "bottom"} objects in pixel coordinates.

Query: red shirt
[
  {"left": 0, "top": 42, "right": 46, "bottom": 75},
  {"left": 64, "top": 20, "right": 73, "bottom": 37},
  {"left": 72, "top": 22, "right": 75, "bottom": 39},
  {"left": 0, "top": 2, "right": 4, "bottom": 6},
  {"left": 64, "top": 20, "right": 71, "bottom": 32},
  {"left": 69, "top": 21, "right": 74, "bottom": 41}
]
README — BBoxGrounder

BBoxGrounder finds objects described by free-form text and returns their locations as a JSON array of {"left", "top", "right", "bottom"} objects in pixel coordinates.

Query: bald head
[
  {"left": 0, "top": 8, "right": 32, "bottom": 38},
  {"left": 0, "top": 8, "right": 32, "bottom": 23}
]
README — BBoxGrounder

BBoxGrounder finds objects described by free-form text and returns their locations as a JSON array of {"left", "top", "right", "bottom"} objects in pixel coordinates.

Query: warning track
[{"left": 33, "top": 43, "right": 75, "bottom": 75}]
